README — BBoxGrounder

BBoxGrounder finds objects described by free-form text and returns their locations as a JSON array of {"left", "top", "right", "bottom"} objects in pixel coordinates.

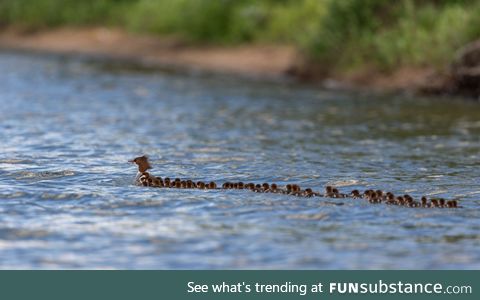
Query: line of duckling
[
  {"left": 130, "top": 156, "right": 459, "bottom": 209},
  {"left": 137, "top": 171, "right": 459, "bottom": 209}
]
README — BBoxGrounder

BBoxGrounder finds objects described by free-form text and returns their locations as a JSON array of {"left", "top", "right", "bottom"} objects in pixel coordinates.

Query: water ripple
[{"left": 0, "top": 52, "right": 479, "bottom": 269}]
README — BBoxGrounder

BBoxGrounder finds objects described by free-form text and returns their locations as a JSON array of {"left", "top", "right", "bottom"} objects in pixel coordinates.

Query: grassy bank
[{"left": 1, "top": 0, "right": 480, "bottom": 74}]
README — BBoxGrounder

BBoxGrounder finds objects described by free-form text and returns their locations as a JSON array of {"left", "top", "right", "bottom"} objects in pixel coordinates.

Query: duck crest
[{"left": 129, "top": 155, "right": 462, "bottom": 209}]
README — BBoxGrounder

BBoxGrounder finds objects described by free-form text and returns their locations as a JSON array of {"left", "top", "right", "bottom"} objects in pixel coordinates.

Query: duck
[
  {"left": 164, "top": 177, "right": 171, "bottom": 186},
  {"left": 421, "top": 196, "right": 430, "bottom": 208},
  {"left": 395, "top": 196, "right": 405, "bottom": 205},
  {"left": 376, "top": 190, "right": 384, "bottom": 199},
  {"left": 363, "top": 189, "right": 373, "bottom": 199},
  {"left": 129, "top": 155, "right": 152, "bottom": 184},
  {"left": 350, "top": 189, "right": 361, "bottom": 198},
  {"left": 304, "top": 188, "right": 315, "bottom": 197},
  {"left": 153, "top": 177, "right": 164, "bottom": 187},
  {"left": 270, "top": 183, "right": 278, "bottom": 192},
  {"left": 439, "top": 198, "right": 446, "bottom": 208},
  {"left": 262, "top": 183, "right": 270, "bottom": 192},
  {"left": 324, "top": 186, "right": 335, "bottom": 198}
]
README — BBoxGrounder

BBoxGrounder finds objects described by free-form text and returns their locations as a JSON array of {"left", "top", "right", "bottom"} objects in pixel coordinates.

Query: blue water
[{"left": 0, "top": 52, "right": 479, "bottom": 269}]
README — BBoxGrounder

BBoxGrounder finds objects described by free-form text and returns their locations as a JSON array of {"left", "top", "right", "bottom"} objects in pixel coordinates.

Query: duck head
[{"left": 129, "top": 155, "right": 152, "bottom": 173}]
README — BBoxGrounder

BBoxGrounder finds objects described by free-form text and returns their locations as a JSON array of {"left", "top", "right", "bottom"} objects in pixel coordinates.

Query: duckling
[
  {"left": 164, "top": 177, "right": 171, "bottom": 186},
  {"left": 450, "top": 200, "right": 458, "bottom": 208},
  {"left": 270, "top": 183, "right": 278, "bottom": 193},
  {"left": 363, "top": 189, "right": 373, "bottom": 199},
  {"left": 232, "top": 183, "right": 238, "bottom": 189},
  {"left": 421, "top": 196, "right": 429, "bottom": 208},
  {"left": 181, "top": 181, "right": 187, "bottom": 188},
  {"left": 208, "top": 182, "right": 217, "bottom": 189},
  {"left": 368, "top": 192, "right": 380, "bottom": 203},
  {"left": 304, "top": 188, "right": 315, "bottom": 197},
  {"left": 325, "top": 186, "right": 335, "bottom": 198},
  {"left": 238, "top": 182, "right": 244, "bottom": 189},
  {"left": 376, "top": 190, "right": 384, "bottom": 199},
  {"left": 431, "top": 199, "right": 439, "bottom": 207},
  {"left": 405, "top": 195, "right": 414, "bottom": 205},
  {"left": 222, "top": 182, "right": 230, "bottom": 189},
  {"left": 286, "top": 184, "right": 293, "bottom": 194},
  {"left": 186, "top": 181, "right": 193, "bottom": 189},
  {"left": 175, "top": 181, "right": 181, "bottom": 188},
  {"left": 153, "top": 177, "right": 163, "bottom": 187},
  {"left": 262, "top": 183, "right": 270, "bottom": 192},
  {"left": 386, "top": 192, "right": 395, "bottom": 201},
  {"left": 289, "top": 184, "right": 302, "bottom": 195},
  {"left": 350, "top": 189, "right": 361, "bottom": 199},
  {"left": 290, "top": 185, "right": 302, "bottom": 196},
  {"left": 403, "top": 194, "right": 414, "bottom": 203},
  {"left": 334, "top": 188, "right": 347, "bottom": 198},
  {"left": 439, "top": 198, "right": 446, "bottom": 208},
  {"left": 395, "top": 196, "right": 405, "bottom": 205}
]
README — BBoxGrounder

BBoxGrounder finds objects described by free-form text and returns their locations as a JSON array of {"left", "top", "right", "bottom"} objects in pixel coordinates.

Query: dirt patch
[{"left": 0, "top": 27, "right": 298, "bottom": 79}]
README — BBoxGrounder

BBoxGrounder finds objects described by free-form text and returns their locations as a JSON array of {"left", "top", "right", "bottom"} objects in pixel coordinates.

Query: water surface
[{"left": 0, "top": 52, "right": 479, "bottom": 269}]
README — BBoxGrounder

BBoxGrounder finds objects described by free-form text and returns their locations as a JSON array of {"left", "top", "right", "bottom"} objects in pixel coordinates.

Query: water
[{"left": 0, "top": 52, "right": 479, "bottom": 269}]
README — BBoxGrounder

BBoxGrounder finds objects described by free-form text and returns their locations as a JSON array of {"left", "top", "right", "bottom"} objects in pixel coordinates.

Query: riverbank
[
  {"left": 0, "top": 27, "right": 449, "bottom": 94},
  {"left": 0, "top": 27, "right": 297, "bottom": 79}
]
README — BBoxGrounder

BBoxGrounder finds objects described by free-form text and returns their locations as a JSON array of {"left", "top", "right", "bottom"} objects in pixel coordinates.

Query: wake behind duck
[{"left": 129, "top": 155, "right": 460, "bottom": 209}]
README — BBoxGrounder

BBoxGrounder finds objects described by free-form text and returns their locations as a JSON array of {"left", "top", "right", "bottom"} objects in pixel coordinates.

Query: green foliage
[
  {"left": 1, "top": 0, "right": 480, "bottom": 71},
  {"left": 127, "top": 0, "right": 252, "bottom": 42},
  {"left": 0, "top": 0, "right": 133, "bottom": 27},
  {"left": 304, "top": 0, "right": 480, "bottom": 71}
]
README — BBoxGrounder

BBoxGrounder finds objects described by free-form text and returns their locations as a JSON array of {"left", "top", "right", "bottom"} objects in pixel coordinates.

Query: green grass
[{"left": 1, "top": 0, "right": 479, "bottom": 73}]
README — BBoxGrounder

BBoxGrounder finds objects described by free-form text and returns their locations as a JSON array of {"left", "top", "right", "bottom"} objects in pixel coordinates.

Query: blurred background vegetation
[{"left": 1, "top": 0, "right": 479, "bottom": 72}]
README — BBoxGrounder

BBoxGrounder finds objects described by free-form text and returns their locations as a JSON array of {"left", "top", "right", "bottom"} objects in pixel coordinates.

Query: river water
[{"left": 0, "top": 52, "right": 479, "bottom": 269}]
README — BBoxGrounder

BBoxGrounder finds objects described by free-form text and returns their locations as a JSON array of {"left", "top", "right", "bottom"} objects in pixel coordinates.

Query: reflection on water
[{"left": 0, "top": 52, "right": 479, "bottom": 269}]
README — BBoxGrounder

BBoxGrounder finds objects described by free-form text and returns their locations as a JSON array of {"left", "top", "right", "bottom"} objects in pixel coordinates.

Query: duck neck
[{"left": 134, "top": 171, "right": 142, "bottom": 183}]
